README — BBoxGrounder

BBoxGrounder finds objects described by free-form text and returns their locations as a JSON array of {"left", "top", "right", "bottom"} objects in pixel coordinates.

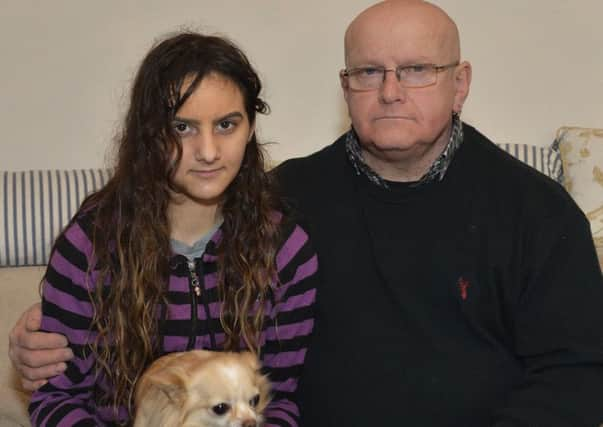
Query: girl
[{"left": 29, "top": 32, "right": 317, "bottom": 426}]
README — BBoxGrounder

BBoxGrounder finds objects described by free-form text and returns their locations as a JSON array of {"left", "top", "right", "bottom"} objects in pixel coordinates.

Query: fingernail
[{"left": 56, "top": 363, "right": 67, "bottom": 374}]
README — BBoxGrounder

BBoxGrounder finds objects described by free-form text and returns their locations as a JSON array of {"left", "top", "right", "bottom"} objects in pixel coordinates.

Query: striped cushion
[
  {"left": 0, "top": 169, "right": 111, "bottom": 267},
  {"left": 496, "top": 143, "right": 564, "bottom": 183},
  {"left": 0, "top": 146, "right": 563, "bottom": 267}
]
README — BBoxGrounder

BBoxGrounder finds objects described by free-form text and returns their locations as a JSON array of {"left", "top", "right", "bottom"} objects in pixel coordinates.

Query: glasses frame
[{"left": 340, "top": 62, "right": 460, "bottom": 91}]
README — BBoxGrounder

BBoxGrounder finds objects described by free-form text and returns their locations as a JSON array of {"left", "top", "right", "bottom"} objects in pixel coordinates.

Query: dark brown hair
[{"left": 81, "top": 32, "right": 279, "bottom": 416}]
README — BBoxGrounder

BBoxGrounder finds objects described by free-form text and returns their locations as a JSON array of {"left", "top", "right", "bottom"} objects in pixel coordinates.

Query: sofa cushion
[
  {"left": 496, "top": 142, "right": 564, "bottom": 183},
  {"left": 0, "top": 170, "right": 111, "bottom": 267},
  {"left": 0, "top": 387, "right": 30, "bottom": 427},
  {"left": 556, "top": 127, "right": 603, "bottom": 249},
  {"left": 0, "top": 265, "right": 44, "bottom": 427}
]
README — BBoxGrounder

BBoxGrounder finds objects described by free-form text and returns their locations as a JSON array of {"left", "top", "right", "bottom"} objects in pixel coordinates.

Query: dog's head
[{"left": 134, "top": 350, "right": 271, "bottom": 427}]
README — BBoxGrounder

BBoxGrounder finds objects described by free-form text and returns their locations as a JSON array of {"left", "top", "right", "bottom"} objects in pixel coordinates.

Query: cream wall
[{"left": 1, "top": 0, "right": 602, "bottom": 170}]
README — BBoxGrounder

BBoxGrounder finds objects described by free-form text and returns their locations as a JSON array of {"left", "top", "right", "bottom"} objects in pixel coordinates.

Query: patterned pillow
[
  {"left": 556, "top": 126, "right": 603, "bottom": 249},
  {"left": 496, "top": 142, "right": 564, "bottom": 183},
  {"left": 0, "top": 169, "right": 111, "bottom": 266}
]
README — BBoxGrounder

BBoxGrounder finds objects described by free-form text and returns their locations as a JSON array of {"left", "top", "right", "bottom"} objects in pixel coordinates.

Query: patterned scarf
[{"left": 345, "top": 113, "right": 463, "bottom": 189}]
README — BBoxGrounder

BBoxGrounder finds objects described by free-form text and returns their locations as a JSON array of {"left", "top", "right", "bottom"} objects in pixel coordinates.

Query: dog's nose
[{"left": 241, "top": 421, "right": 257, "bottom": 427}]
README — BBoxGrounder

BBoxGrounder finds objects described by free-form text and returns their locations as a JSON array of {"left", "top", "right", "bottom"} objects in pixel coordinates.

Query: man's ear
[
  {"left": 340, "top": 70, "right": 351, "bottom": 103},
  {"left": 453, "top": 61, "right": 472, "bottom": 114}
]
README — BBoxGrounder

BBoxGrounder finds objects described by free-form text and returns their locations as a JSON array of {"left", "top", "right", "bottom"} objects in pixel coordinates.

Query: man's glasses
[{"left": 340, "top": 62, "right": 459, "bottom": 91}]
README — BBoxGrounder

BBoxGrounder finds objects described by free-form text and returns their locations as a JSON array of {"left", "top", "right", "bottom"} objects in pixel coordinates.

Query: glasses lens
[
  {"left": 399, "top": 65, "right": 436, "bottom": 88},
  {"left": 350, "top": 67, "right": 383, "bottom": 90}
]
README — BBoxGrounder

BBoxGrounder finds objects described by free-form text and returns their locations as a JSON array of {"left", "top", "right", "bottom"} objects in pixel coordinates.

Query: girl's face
[{"left": 170, "top": 73, "right": 253, "bottom": 208}]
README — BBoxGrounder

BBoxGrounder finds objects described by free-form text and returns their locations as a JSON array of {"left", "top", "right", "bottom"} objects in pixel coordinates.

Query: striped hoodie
[{"left": 29, "top": 211, "right": 318, "bottom": 426}]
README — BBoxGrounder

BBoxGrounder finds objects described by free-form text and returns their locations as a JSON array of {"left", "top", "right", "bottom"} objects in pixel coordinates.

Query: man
[{"left": 9, "top": 1, "right": 603, "bottom": 425}]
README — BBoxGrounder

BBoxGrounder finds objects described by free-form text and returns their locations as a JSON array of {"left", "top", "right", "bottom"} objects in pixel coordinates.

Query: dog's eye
[
  {"left": 212, "top": 403, "right": 231, "bottom": 415},
  {"left": 249, "top": 394, "right": 260, "bottom": 408}
]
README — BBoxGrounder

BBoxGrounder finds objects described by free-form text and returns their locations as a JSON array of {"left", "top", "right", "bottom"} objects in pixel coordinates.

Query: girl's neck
[{"left": 168, "top": 197, "right": 222, "bottom": 246}]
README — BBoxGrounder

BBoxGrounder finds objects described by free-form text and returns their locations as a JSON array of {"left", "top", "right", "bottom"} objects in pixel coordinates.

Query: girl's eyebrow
[
  {"left": 212, "top": 111, "right": 244, "bottom": 126},
  {"left": 173, "top": 116, "right": 199, "bottom": 126},
  {"left": 172, "top": 111, "right": 244, "bottom": 126}
]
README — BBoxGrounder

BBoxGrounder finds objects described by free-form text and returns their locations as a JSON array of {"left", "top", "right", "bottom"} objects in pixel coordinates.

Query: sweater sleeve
[
  {"left": 493, "top": 207, "right": 603, "bottom": 427},
  {"left": 28, "top": 219, "right": 109, "bottom": 427},
  {"left": 262, "top": 222, "right": 318, "bottom": 427}
]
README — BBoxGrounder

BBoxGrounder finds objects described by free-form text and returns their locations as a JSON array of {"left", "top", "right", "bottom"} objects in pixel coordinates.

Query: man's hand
[{"left": 8, "top": 303, "right": 73, "bottom": 391}]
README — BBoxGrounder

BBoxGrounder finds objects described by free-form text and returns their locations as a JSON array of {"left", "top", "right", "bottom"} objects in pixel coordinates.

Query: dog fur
[{"left": 134, "top": 350, "right": 271, "bottom": 427}]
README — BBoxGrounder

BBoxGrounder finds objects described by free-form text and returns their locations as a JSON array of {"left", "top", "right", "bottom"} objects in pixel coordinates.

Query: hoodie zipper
[{"left": 186, "top": 260, "right": 201, "bottom": 350}]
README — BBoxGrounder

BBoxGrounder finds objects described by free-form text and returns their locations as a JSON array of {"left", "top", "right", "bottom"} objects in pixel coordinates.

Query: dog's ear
[
  {"left": 136, "top": 364, "right": 188, "bottom": 406},
  {"left": 178, "top": 349, "right": 216, "bottom": 370},
  {"left": 237, "top": 351, "right": 272, "bottom": 413},
  {"left": 136, "top": 352, "right": 194, "bottom": 406},
  {"left": 239, "top": 351, "right": 261, "bottom": 371},
  {"left": 256, "top": 369, "right": 272, "bottom": 413}
]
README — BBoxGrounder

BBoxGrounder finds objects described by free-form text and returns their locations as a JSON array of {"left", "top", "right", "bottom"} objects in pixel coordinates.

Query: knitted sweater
[
  {"left": 29, "top": 211, "right": 318, "bottom": 427},
  {"left": 276, "top": 124, "right": 603, "bottom": 427}
]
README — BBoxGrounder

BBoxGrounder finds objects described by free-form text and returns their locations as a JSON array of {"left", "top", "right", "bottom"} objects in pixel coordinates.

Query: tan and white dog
[{"left": 134, "top": 350, "right": 271, "bottom": 427}]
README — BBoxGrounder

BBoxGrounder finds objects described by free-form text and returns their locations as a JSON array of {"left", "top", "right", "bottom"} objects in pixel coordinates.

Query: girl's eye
[
  {"left": 217, "top": 120, "right": 235, "bottom": 132},
  {"left": 173, "top": 121, "right": 191, "bottom": 134}
]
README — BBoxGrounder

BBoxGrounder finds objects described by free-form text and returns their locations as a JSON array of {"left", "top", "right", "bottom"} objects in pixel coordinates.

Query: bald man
[{"left": 9, "top": 1, "right": 603, "bottom": 426}]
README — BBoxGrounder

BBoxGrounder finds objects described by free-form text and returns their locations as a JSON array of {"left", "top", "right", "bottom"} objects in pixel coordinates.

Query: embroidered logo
[{"left": 458, "top": 277, "right": 470, "bottom": 301}]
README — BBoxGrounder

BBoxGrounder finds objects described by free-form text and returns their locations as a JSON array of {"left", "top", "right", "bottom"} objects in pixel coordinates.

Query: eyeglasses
[{"left": 340, "top": 62, "right": 459, "bottom": 91}]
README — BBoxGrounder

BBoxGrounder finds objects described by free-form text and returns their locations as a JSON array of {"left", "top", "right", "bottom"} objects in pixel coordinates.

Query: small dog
[{"left": 134, "top": 350, "right": 271, "bottom": 427}]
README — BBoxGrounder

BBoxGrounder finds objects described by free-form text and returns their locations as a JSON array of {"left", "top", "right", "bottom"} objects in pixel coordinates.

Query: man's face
[{"left": 342, "top": 11, "right": 467, "bottom": 161}]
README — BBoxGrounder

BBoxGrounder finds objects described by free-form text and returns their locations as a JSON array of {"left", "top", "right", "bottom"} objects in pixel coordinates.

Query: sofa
[
  {"left": 1, "top": 170, "right": 111, "bottom": 426},
  {"left": 1, "top": 128, "right": 602, "bottom": 426}
]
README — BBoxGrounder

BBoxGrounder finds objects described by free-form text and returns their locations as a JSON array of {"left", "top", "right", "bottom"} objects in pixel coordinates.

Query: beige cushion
[
  {"left": 0, "top": 387, "right": 29, "bottom": 427},
  {"left": 0, "top": 266, "right": 44, "bottom": 427},
  {"left": 557, "top": 127, "right": 603, "bottom": 249}
]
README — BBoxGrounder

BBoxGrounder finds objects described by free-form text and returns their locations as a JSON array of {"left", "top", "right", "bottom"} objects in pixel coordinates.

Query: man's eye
[
  {"left": 407, "top": 65, "right": 427, "bottom": 73},
  {"left": 360, "top": 67, "right": 381, "bottom": 76},
  {"left": 212, "top": 402, "right": 230, "bottom": 415}
]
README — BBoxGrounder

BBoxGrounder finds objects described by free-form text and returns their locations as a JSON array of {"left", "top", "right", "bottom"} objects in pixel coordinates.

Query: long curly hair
[{"left": 81, "top": 32, "right": 280, "bottom": 417}]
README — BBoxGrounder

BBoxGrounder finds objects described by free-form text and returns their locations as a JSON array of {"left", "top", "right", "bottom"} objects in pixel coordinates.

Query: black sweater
[{"left": 275, "top": 124, "right": 603, "bottom": 427}]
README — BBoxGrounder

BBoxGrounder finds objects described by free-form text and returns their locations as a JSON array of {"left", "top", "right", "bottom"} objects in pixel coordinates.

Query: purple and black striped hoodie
[{"left": 29, "top": 211, "right": 318, "bottom": 427}]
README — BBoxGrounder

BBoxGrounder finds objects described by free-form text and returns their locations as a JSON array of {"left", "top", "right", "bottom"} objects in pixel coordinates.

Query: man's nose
[{"left": 379, "top": 69, "right": 407, "bottom": 104}]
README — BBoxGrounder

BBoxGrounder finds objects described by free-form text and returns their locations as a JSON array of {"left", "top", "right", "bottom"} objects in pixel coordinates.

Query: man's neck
[{"left": 362, "top": 125, "right": 452, "bottom": 183}]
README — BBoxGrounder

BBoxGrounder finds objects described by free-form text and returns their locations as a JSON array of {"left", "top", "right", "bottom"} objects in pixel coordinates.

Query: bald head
[
  {"left": 339, "top": 0, "right": 472, "bottom": 182},
  {"left": 345, "top": 0, "right": 461, "bottom": 66}
]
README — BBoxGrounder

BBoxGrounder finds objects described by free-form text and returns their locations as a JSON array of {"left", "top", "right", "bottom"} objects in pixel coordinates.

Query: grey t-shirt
[{"left": 170, "top": 221, "right": 222, "bottom": 260}]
